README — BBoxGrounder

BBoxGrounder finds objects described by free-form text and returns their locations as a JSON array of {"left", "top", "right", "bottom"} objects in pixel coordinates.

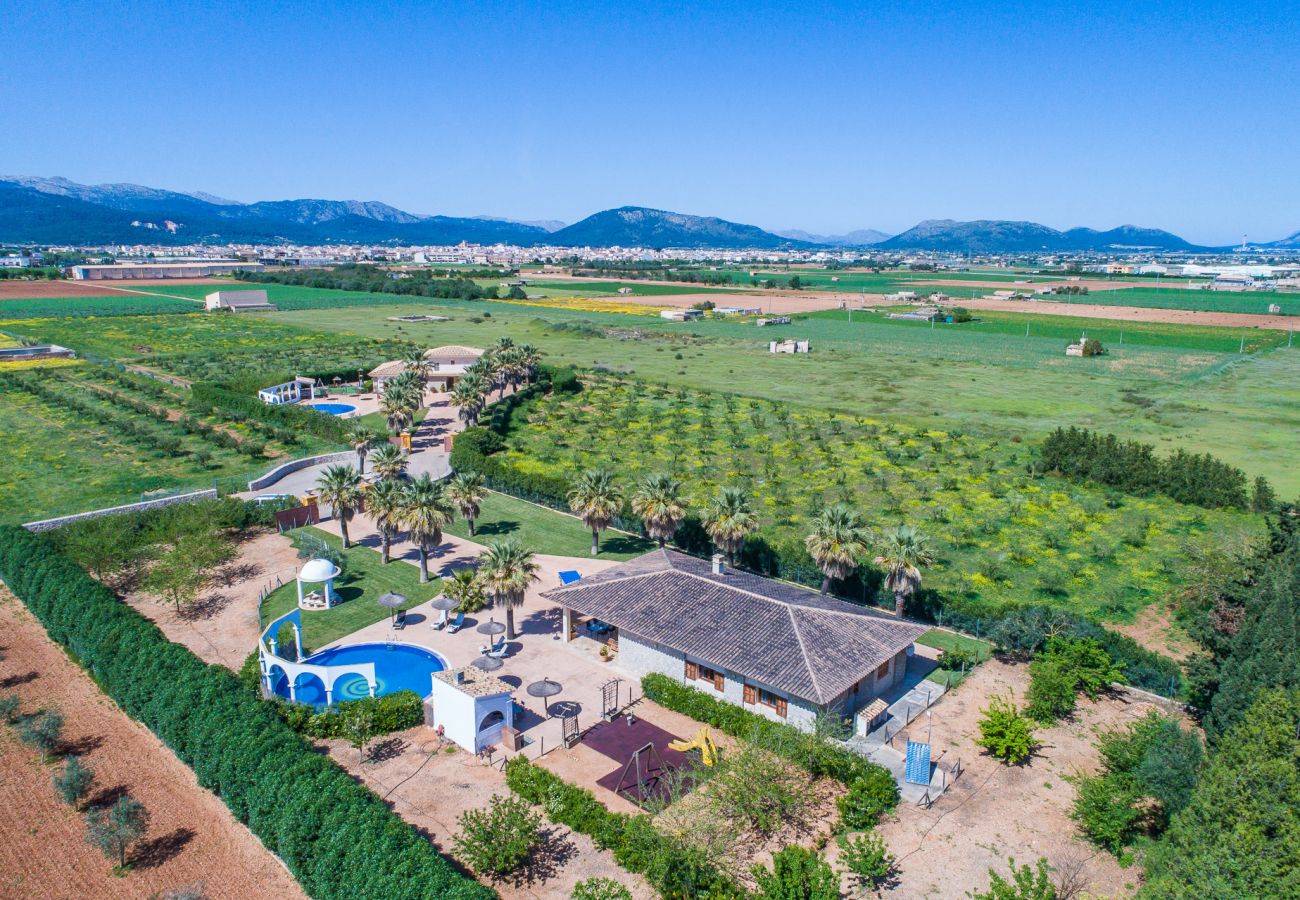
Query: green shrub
[
  {"left": 975, "top": 692, "right": 1038, "bottom": 764},
  {"left": 0, "top": 525, "right": 493, "bottom": 900},
  {"left": 938, "top": 646, "right": 980, "bottom": 671},
  {"left": 0, "top": 694, "right": 20, "bottom": 723},
  {"left": 571, "top": 877, "right": 632, "bottom": 900},
  {"left": 752, "top": 845, "right": 839, "bottom": 900},
  {"left": 17, "top": 709, "right": 63, "bottom": 762},
  {"left": 505, "top": 756, "right": 741, "bottom": 898},
  {"left": 967, "top": 857, "right": 1057, "bottom": 899},
  {"left": 1025, "top": 659, "right": 1077, "bottom": 723},
  {"left": 838, "top": 831, "right": 895, "bottom": 891},
  {"left": 453, "top": 793, "right": 543, "bottom": 878},
  {"left": 837, "top": 767, "right": 901, "bottom": 830}
]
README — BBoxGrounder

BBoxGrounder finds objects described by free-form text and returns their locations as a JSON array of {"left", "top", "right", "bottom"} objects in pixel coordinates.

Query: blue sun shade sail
[
  {"left": 558, "top": 570, "right": 582, "bottom": 585},
  {"left": 905, "top": 741, "right": 932, "bottom": 785}
]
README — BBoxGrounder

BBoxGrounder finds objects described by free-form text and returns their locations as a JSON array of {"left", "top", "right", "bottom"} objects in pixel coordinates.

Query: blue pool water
[
  {"left": 305, "top": 401, "right": 357, "bottom": 416},
  {"left": 270, "top": 642, "right": 446, "bottom": 706}
]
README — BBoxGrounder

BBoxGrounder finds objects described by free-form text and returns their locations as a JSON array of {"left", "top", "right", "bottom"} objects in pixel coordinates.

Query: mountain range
[{"left": 1, "top": 175, "right": 1287, "bottom": 252}]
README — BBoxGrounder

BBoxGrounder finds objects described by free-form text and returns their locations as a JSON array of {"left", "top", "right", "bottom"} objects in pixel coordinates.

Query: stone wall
[
  {"left": 247, "top": 452, "right": 354, "bottom": 491},
  {"left": 23, "top": 489, "right": 218, "bottom": 532}
]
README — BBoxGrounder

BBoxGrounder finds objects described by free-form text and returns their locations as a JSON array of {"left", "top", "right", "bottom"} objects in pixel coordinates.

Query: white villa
[{"left": 368, "top": 345, "right": 486, "bottom": 393}]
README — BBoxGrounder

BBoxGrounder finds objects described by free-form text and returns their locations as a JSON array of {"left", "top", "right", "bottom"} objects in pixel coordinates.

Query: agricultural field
[
  {"left": 513, "top": 278, "right": 729, "bottom": 297},
  {"left": 0, "top": 293, "right": 200, "bottom": 318},
  {"left": 1068, "top": 285, "right": 1300, "bottom": 316},
  {"left": 0, "top": 363, "right": 334, "bottom": 523},
  {"left": 0, "top": 313, "right": 414, "bottom": 384},
  {"left": 495, "top": 373, "right": 1261, "bottom": 624},
  {"left": 494, "top": 294, "right": 663, "bottom": 316},
  {"left": 274, "top": 298, "right": 1300, "bottom": 495}
]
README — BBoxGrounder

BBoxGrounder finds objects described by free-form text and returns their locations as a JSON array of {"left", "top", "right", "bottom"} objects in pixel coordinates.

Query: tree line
[{"left": 1037, "top": 425, "right": 1272, "bottom": 511}]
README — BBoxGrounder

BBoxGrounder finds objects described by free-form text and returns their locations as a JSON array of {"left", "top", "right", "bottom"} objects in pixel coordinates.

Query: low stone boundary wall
[
  {"left": 24, "top": 489, "right": 219, "bottom": 532},
  {"left": 247, "top": 451, "right": 353, "bottom": 491}
]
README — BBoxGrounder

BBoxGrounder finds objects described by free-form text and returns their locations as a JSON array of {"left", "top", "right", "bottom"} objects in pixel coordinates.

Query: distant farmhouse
[
  {"left": 369, "top": 345, "right": 485, "bottom": 393},
  {"left": 770, "top": 339, "right": 810, "bottom": 354},
  {"left": 205, "top": 289, "right": 277, "bottom": 312},
  {"left": 546, "top": 549, "right": 926, "bottom": 732}
]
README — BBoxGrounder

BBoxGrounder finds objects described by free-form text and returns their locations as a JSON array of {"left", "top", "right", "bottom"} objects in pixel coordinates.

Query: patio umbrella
[
  {"left": 476, "top": 618, "right": 506, "bottom": 636},
  {"left": 377, "top": 592, "right": 406, "bottom": 625},
  {"left": 472, "top": 655, "right": 504, "bottom": 672},
  {"left": 430, "top": 594, "right": 460, "bottom": 611},
  {"left": 526, "top": 678, "right": 563, "bottom": 717}
]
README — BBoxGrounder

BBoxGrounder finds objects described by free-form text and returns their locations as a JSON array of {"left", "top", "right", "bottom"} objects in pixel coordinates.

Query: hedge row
[
  {"left": 0, "top": 526, "right": 493, "bottom": 900},
  {"left": 641, "top": 674, "right": 898, "bottom": 803},
  {"left": 504, "top": 757, "right": 742, "bottom": 898},
  {"left": 190, "top": 382, "right": 353, "bottom": 444}
]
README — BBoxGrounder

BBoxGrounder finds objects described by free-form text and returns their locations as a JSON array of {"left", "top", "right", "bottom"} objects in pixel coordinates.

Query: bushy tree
[
  {"left": 837, "top": 766, "right": 900, "bottom": 829},
  {"left": 975, "top": 692, "right": 1037, "bottom": 764},
  {"left": 17, "top": 709, "right": 64, "bottom": 762},
  {"left": 53, "top": 755, "right": 94, "bottom": 806},
  {"left": 86, "top": 793, "right": 150, "bottom": 871},
  {"left": 1140, "top": 689, "right": 1299, "bottom": 898},
  {"left": 453, "top": 794, "right": 543, "bottom": 879},
  {"left": 752, "top": 845, "right": 838, "bottom": 900},
  {"left": 1025, "top": 659, "right": 1077, "bottom": 722}
]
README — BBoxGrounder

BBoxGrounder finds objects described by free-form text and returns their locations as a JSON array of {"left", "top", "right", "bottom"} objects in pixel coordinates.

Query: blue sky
[{"left": 2, "top": 0, "right": 1297, "bottom": 244}]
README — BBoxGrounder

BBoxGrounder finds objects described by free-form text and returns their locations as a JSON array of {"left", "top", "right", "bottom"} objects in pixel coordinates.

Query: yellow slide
[{"left": 668, "top": 726, "right": 719, "bottom": 766}]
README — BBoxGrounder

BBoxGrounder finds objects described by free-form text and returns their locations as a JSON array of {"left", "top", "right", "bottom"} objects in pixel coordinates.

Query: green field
[
  {"left": 441, "top": 490, "right": 654, "bottom": 559},
  {"left": 492, "top": 373, "right": 1261, "bottom": 623},
  {"left": 270, "top": 298, "right": 1300, "bottom": 495},
  {"left": 0, "top": 294, "right": 200, "bottom": 318},
  {"left": 0, "top": 361, "right": 334, "bottom": 523}
]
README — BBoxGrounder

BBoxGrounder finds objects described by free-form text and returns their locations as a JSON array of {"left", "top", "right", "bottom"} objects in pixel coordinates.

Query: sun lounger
[
  {"left": 479, "top": 636, "right": 506, "bottom": 656},
  {"left": 431, "top": 610, "right": 448, "bottom": 630},
  {"left": 447, "top": 612, "right": 465, "bottom": 634},
  {"left": 393, "top": 609, "right": 407, "bottom": 630}
]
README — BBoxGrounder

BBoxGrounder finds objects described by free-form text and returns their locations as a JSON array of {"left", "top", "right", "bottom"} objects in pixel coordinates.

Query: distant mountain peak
[
  {"left": 550, "top": 206, "right": 814, "bottom": 249},
  {"left": 878, "top": 219, "right": 1203, "bottom": 252}
]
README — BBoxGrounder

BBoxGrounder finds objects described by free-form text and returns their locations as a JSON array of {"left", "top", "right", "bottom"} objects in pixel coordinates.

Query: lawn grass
[
  {"left": 442, "top": 490, "right": 655, "bottom": 560},
  {"left": 259, "top": 527, "right": 439, "bottom": 652},
  {"left": 1080, "top": 286, "right": 1300, "bottom": 317},
  {"left": 917, "top": 629, "right": 993, "bottom": 688}
]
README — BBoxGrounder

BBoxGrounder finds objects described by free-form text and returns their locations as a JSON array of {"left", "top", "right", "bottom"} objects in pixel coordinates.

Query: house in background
[
  {"left": 770, "top": 339, "right": 810, "bottom": 354},
  {"left": 545, "top": 548, "right": 927, "bottom": 733}
]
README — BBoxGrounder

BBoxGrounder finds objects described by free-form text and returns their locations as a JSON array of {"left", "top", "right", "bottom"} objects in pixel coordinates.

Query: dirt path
[
  {"left": 125, "top": 530, "right": 302, "bottom": 672},
  {"left": 861, "top": 659, "right": 1168, "bottom": 898},
  {"left": 0, "top": 588, "right": 308, "bottom": 900}
]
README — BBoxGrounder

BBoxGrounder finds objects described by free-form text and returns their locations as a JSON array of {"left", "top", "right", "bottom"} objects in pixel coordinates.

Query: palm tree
[
  {"left": 316, "top": 464, "right": 363, "bottom": 549},
  {"left": 380, "top": 389, "right": 415, "bottom": 435},
  {"left": 401, "top": 473, "right": 454, "bottom": 583},
  {"left": 349, "top": 426, "right": 378, "bottom": 473},
  {"left": 805, "top": 504, "right": 870, "bottom": 595},
  {"left": 369, "top": 443, "right": 407, "bottom": 482},
  {"left": 366, "top": 478, "right": 405, "bottom": 564},
  {"left": 631, "top": 473, "right": 687, "bottom": 548},
  {"left": 701, "top": 486, "right": 758, "bottom": 566},
  {"left": 517, "top": 343, "right": 541, "bottom": 383},
  {"left": 402, "top": 347, "right": 433, "bottom": 380},
  {"left": 451, "top": 374, "right": 488, "bottom": 427},
  {"left": 476, "top": 538, "right": 539, "bottom": 640},
  {"left": 441, "top": 567, "right": 487, "bottom": 613},
  {"left": 875, "top": 524, "right": 935, "bottom": 616},
  {"left": 446, "top": 471, "right": 487, "bottom": 536},
  {"left": 568, "top": 468, "right": 623, "bottom": 556}
]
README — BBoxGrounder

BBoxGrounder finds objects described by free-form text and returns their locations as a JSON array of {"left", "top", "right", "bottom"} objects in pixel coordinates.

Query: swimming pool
[
  {"left": 269, "top": 642, "right": 447, "bottom": 705},
  {"left": 304, "top": 401, "right": 357, "bottom": 416}
]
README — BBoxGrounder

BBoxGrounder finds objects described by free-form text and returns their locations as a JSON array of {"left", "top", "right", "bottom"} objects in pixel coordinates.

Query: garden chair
[{"left": 447, "top": 612, "right": 466, "bottom": 634}]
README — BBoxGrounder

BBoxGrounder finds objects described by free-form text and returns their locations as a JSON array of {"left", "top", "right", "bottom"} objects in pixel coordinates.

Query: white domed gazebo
[{"left": 298, "top": 558, "right": 341, "bottom": 610}]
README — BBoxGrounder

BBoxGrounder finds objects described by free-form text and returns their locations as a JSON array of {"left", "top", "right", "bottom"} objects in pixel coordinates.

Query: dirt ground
[
  {"left": 0, "top": 588, "right": 308, "bottom": 900},
  {"left": 1108, "top": 605, "right": 1197, "bottom": 662},
  {"left": 317, "top": 729, "right": 656, "bottom": 899},
  {"left": 0, "top": 277, "right": 228, "bottom": 300},
  {"left": 852, "top": 659, "right": 1167, "bottom": 899},
  {"left": 124, "top": 529, "right": 302, "bottom": 672}
]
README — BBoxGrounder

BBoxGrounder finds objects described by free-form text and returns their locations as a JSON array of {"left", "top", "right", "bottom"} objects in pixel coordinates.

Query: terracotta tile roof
[{"left": 543, "top": 549, "right": 927, "bottom": 704}]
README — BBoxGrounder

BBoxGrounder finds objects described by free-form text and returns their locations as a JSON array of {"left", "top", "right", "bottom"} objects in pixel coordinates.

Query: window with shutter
[
  {"left": 774, "top": 696, "right": 788, "bottom": 718},
  {"left": 743, "top": 684, "right": 757, "bottom": 705},
  {"left": 685, "top": 660, "right": 698, "bottom": 681},
  {"left": 713, "top": 670, "right": 724, "bottom": 691}
]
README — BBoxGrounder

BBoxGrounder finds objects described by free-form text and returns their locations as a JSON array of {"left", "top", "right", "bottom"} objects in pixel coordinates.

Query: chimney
[
  {"left": 711, "top": 554, "right": 724, "bottom": 576},
  {"left": 454, "top": 669, "right": 465, "bottom": 685}
]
